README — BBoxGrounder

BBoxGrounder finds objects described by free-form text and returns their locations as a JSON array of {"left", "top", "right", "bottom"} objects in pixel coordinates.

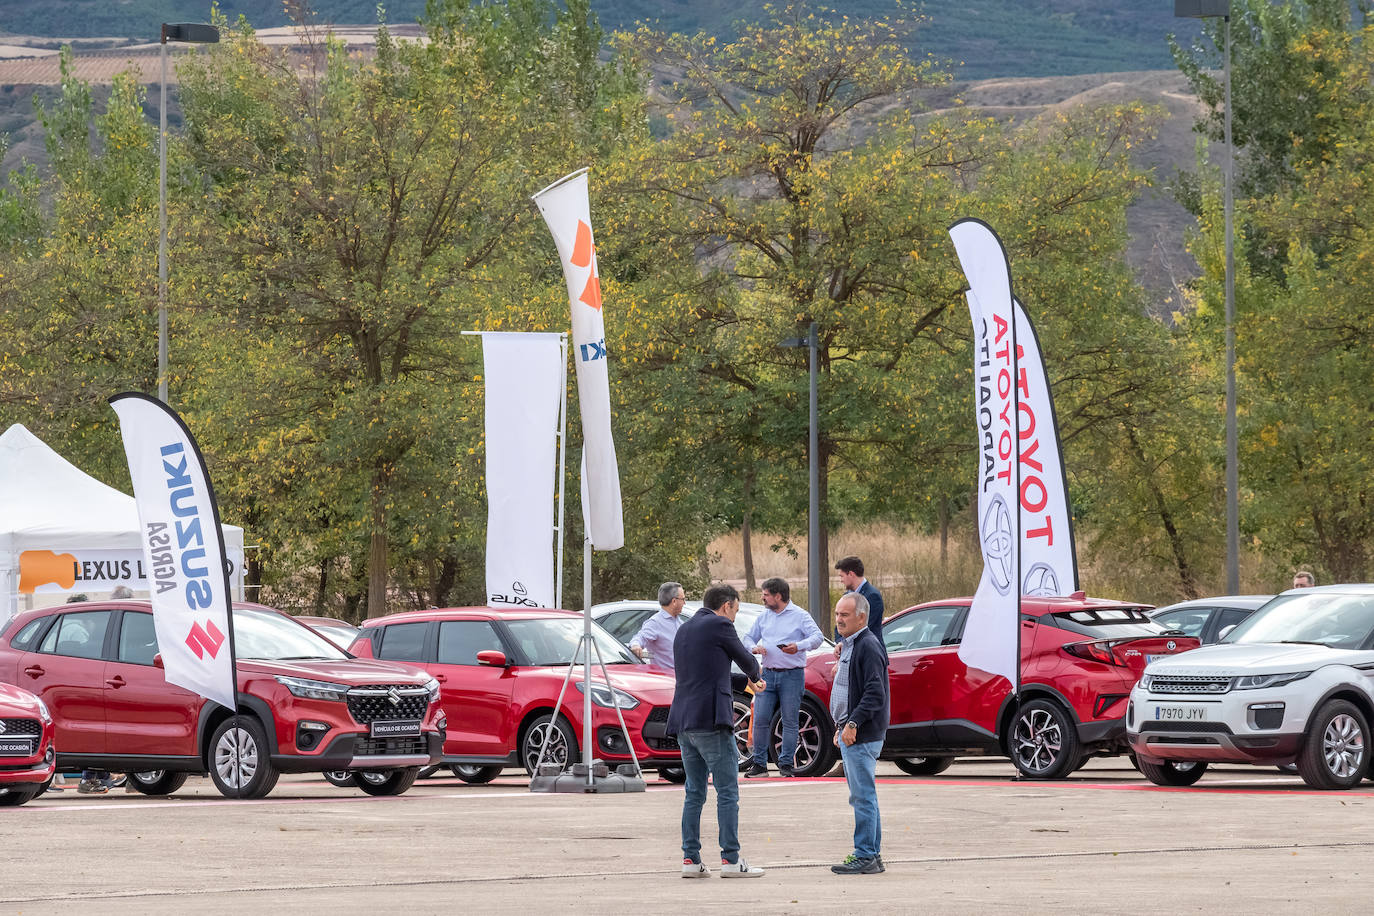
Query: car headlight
[
  {"left": 1233, "top": 671, "right": 1312, "bottom": 690},
  {"left": 575, "top": 681, "right": 640, "bottom": 709},
  {"left": 1139, "top": 673, "right": 1153, "bottom": 689},
  {"left": 35, "top": 697, "right": 52, "bottom": 724},
  {"left": 424, "top": 677, "right": 440, "bottom": 702},
  {"left": 274, "top": 675, "right": 350, "bottom": 701}
]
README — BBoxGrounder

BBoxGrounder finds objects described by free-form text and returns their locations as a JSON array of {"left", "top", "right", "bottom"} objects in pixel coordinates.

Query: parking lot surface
[{"left": 7, "top": 759, "right": 1374, "bottom": 914}]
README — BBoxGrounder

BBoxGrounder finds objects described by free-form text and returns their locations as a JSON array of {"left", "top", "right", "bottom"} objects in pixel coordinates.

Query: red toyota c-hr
[
  {"left": 0, "top": 681, "right": 56, "bottom": 806},
  {"left": 879, "top": 595, "right": 1199, "bottom": 778},
  {"left": 0, "top": 601, "right": 444, "bottom": 798},
  {"left": 350, "top": 607, "right": 682, "bottom": 782}
]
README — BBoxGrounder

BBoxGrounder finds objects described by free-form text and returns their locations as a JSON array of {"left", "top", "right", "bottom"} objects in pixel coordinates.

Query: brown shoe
[{"left": 826, "top": 762, "right": 845, "bottom": 778}]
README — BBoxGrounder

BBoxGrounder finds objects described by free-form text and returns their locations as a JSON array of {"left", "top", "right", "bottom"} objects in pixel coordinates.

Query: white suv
[{"left": 1128, "top": 585, "right": 1374, "bottom": 790}]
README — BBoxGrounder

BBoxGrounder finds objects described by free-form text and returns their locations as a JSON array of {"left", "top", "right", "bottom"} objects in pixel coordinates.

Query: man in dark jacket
[
  {"left": 829, "top": 590, "right": 890, "bottom": 875},
  {"left": 666, "top": 583, "right": 767, "bottom": 878}
]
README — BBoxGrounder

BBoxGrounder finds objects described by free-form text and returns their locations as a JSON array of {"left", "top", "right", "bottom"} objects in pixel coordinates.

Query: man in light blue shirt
[
  {"left": 742, "top": 577, "right": 825, "bottom": 777},
  {"left": 630, "top": 582, "right": 688, "bottom": 671}
]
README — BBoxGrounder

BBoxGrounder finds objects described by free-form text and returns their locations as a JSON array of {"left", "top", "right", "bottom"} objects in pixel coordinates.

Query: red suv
[
  {"left": 0, "top": 681, "right": 56, "bottom": 806},
  {"left": 350, "top": 608, "right": 681, "bottom": 781},
  {"left": 880, "top": 595, "right": 1199, "bottom": 778},
  {"left": 0, "top": 601, "right": 444, "bottom": 798}
]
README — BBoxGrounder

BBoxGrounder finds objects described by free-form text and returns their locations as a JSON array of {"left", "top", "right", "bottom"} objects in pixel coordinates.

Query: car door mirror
[
  {"left": 152, "top": 653, "right": 164, "bottom": 669},
  {"left": 1217, "top": 625, "right": 1236, "bottom": 641},
  {"left": 476, "top": 650, "right": 508, "bottom": 667}
]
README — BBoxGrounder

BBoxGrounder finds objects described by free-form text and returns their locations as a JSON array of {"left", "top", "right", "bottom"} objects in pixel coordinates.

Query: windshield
[
  {"left": 1224, "top": 593, "right": 1374, "bottom": 649},
  {"left": 233, "top": 609, "right": 351, "bottom": 661},
  {"left": 504, "top": 618, "right": 637, "bottom": 666},
  {"left": 1051, "top": 606, "right": 1163, "bottom": 639}
]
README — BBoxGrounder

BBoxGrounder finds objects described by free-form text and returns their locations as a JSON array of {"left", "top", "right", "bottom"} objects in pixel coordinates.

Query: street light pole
[
  {"left": 782, "top": 323, "right": 824, "bottom": 627},
  {"left": 157, "top": 23, "right": 220, "bottom": 404},
  {"left": 1175, "top": 0, "right": 1238, "bottom": 592}
]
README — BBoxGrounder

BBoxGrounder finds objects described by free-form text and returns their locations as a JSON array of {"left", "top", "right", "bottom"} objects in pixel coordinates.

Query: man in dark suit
[
  {"left": 666, "top": 583, "right": 767, "bottom": 878},
  {"left": 834, "top": 555, "right": 885, "bottom": 647},
  {"left": 829, "top": 590, "right": 890, "bottom": 875}
]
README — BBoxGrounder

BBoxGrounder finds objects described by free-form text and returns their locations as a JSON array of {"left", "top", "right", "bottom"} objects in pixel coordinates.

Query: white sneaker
[
  {"left": 682, "top": 859, "right": 710, "bottom": 878},
  {"left": 720, "top": 858, "right": 765, "bottom": 878}
]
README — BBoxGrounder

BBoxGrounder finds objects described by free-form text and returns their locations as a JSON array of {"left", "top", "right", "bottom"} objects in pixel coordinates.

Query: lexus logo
[
  {"left": 386, "top": 688, "right": 402, "bottom": 707},
  {"left": 981, "top": 495, "right": 1014, "bottom": 595},
  {"left": 512, "top": 581, "right": 528, "bottom": 597},
  {"left": 1166, "top": 640, "right": 1177, "bottom": 651}
]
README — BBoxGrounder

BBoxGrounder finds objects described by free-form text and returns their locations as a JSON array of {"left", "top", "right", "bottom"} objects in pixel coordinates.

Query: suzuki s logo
[
  {"left": 1167, "top": 640, "right": 1177, "bottom": 651},
  {"left": 387, "top": 688, "right": 402, "bottom": 707},
  {"left": 0, "top": 721, "right": 6, "bottom": 734}
]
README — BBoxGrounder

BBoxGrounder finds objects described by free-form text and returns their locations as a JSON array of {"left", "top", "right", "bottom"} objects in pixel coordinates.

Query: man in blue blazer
[
  {"left": 834, "top": 555, "right": 885, "bottom": 649},
  {"left": 666, "top": 584, "right": 767, "bottom": 878}
]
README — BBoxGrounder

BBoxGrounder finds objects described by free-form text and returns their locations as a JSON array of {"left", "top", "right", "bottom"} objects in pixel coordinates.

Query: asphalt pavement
[{"left": 6, "top": 758, "right": 1374, "bottom": 914}]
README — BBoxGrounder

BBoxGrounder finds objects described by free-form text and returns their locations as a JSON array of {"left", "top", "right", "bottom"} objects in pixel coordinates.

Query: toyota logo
[
  {"left": 981, "top": 495, "right": 1014, "bottom": 595},
  {"left": 1166, "top": 640, "right": 1177, "bottom": 651},
  {"left": 1022, "top": 563, "right": 1061, "bottom": 597},
  {"left": 386, "top": 688, "right": 402, "bottom": 706}
]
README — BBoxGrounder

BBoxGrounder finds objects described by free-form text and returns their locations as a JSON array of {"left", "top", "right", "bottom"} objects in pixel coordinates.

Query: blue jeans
[
  {"left": 750, "top": 666, "right": 804, "bottom": 767},
  {"left": 678, "top": 727, "right": 741, "bottom": 864},
  {"left": 840, "top": 739, "right": 883, "bottom": 859}
]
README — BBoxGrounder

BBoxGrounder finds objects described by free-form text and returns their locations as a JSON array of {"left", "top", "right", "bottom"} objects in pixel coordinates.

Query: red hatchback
[
  {"left": 350, "top": 608, "right": 682, "bottom": 781},
  {"left": 0, "top": 681, "right": 56, "bottom": 806},
  {"left": 879, "top": 595, "right": 1199, "bottom": 778},
  {"left": 0, "top": 601, "right": 444, "bottom": 798}
]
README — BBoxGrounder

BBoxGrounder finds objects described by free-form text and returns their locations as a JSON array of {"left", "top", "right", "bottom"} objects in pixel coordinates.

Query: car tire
[
  {"left": 208, "top": 715, "right": 280, "bottom": 799},
  {"left": 355, "top": 767, "right": 420, "bottom": 796},
  {"left": 893, "top": 756, "right": 955, "bottom": 777},
  {"left": 127, "top": 770, "right": 189, "bottom": 796},
  {"left": 1009, "top": 698, "right": 1080, "bottom": 780},
  {"left": 0, "top": 785, "right": 41, "bottom": 806},
  {"left": 452, "top": 764, "right": 503, "bottom": 784},
  {"left": 1297, "top": 699, "right": 1369, "bottom": 790},
  {"left": 659, "top": 766, "right": 687, "bottom": 784},
  {"left": 1137, "top": 758, "right": 1208, "bottom": 787},
  {"left": 521, "top": 713, "right": 578, "bottom": 776},
  {"left": 732, "top": 695, "right": 753, "bottom": 765},
  {"left": 322, "top": 770, "right": 358, "bottom": 788},
  {"left": 769, "top": 697, "right": 836, "bottom": 777}
]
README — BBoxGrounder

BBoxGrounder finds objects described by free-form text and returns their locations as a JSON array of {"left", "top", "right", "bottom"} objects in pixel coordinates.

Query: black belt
[{"left": 763, "top": 667, "right": 801, "bottom": 672}]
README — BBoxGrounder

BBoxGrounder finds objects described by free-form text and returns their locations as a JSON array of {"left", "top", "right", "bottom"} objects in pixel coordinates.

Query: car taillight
[{"left": 1063, "top": 640, "right": 1124, "bottom": 667}]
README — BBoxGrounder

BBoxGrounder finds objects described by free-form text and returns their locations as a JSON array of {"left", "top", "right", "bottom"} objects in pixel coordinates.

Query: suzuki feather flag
[
  {"left": 109, "top": 393, "right": 237, "bottom": 710},
  {"left": 951, "top": 219, "right": 1022, "bottom": 686},
  {"left": 533, "top": 168, "right": 624, "bottom": 551},
  {"left": 482, "top": 332, "right": 563, "bottom": 609}
]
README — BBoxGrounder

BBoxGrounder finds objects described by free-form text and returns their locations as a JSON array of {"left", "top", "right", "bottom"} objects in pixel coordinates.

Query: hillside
[{"left": 1, "top": 0, "right": 1202, "bottom": 80}]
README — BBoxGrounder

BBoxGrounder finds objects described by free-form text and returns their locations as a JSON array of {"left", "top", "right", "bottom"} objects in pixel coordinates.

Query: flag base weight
[{"left": 529, "top": 761, "right": 646, "bottom": 794}]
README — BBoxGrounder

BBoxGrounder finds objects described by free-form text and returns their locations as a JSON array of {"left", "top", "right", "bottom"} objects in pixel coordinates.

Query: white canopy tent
[{"left": 0, "top": 423, "right": 245, "bottom": 625}]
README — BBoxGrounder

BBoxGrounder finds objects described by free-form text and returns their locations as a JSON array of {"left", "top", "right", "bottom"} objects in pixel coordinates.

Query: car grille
[
  {"left": 643, "top": 706, "right": 678, "bottom": 751},
  {"left": 346, "top": 685, "right": 430, "bottom": 724},
  {"left": 1146, "top": 675, "right": 1233, "bottom": 695},
  {"left": 355, "top": 736, "right": 428, "bottom": 756},
  {"left": 0, "top": 718, "right": 41, "bottom": 736},
  {"left": 1141, "top": 720, "right": 1234, "bottom": 734}
]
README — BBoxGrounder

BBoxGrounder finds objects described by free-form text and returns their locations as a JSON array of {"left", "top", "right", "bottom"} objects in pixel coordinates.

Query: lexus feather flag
[
  {"left": 533, "top": 168, "right": 624, "bottom": 551},
  {"left": 951, "top": 220, "right": 1022, "bottom": 686},
  {"left": 109, "top": 393, "right": 237, "bottom": 710},
  {"left": 482, "top": 332, "right": 563, "bottom": 609}
]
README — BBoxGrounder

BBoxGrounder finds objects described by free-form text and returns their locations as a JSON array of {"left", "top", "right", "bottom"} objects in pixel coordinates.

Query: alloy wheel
[
  {"left": 214, "top": 725, "right": 259, "bottom": 790},
  {"left": 526, "top": 720, "right": 571, "bottom": 771},
  {"left": 772, "top": 705, "right": 823, "bottom": 773},
  {"left": 1323, "top": 713, "right": 1365, "bottom": 779},
  {"left": 1013, "top": 708, "right": 1062, "bottom": 773}
]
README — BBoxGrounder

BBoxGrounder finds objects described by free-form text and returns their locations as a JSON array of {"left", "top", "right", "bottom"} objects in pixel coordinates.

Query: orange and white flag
[{"left": 533, "top": 168, "right": 624, "bottom": 551}]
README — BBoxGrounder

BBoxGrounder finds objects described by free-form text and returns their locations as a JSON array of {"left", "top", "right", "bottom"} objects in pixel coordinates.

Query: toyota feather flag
[
  {"left": 1011, "top": 298, "right": 1079, "bottom": 597},
  {"left": 533, "top": 168, "right": 624, "bottom": 551},
  {"left": 951, "top": 219, "right": 1021, "bottom": 686},
  {"left": 109, "top": 393, "right": 237, "bottom": 710},
  {"left": 482, "top": 332, "right": 563, "bottom": 609}
]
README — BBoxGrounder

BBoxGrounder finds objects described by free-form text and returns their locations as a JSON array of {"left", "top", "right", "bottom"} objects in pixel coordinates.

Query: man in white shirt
[
  {"left": 742, "top": 577, "right": 825, "bottom": 777},
  {"left": 630, "top": 582, "right": 688, "bottom": 671}
]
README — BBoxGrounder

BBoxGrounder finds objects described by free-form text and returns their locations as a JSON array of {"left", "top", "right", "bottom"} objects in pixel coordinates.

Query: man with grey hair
[
  {"left": 829, "top": 590, "right": 889, "bottom": 875},
  {"left": 630, "top": 581, "right": 688, "bottom": 671}
]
